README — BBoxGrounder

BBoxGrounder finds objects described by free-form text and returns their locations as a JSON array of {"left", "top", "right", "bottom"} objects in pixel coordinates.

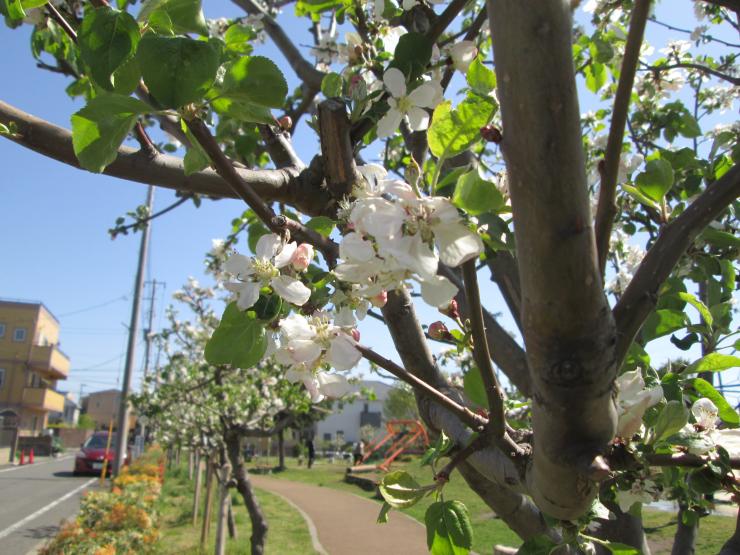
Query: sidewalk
[{"left": 250, "top": 475, "right": 428, "bottom": 555}]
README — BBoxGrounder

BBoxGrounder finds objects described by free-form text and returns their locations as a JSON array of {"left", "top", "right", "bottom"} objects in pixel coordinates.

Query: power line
[{"left": 57, "top": 294, "right": 128, "bottom": 318}]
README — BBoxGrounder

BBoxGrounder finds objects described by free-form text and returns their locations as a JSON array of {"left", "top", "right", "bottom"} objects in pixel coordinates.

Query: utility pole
[
  {"left": 138, "top": 279, "right": 162, "bottom": 443},
  {"left": 114, "top": 185, "right": 155, "bottom": 476}
]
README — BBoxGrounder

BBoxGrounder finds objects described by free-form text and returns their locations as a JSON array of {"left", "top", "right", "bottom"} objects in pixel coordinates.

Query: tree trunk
[
  {"left": 671, "top": 506, "right": 698, "bottom": 555},
  {"left": 188, "top": 450, "right": 194, "bottom": 481},
  {"left": 719, "top": 508, "right": 740, "bottom": 554},
  {"left": 192, "top": 452, "right": 203, "bottom": 527},
  {"left": 588, "top": 507, "right": 651, "bottom": 554},
  {"left": 277, "top": 429, "right": 285, "bottom": 470},
  {"left": 200, "top": 459, "right": 215, "bottom": 547},
  {"left": 226, "top": 432, "right": 268, "bottom": 555},
  {"left": 214, "top": 463, "right": 231, "bottom": 555},
  {"left": 227, "top": 496, "right": 237, "bottom": 540}
]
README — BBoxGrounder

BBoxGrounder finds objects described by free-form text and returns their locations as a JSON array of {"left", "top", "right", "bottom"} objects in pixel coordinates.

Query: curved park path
[{"left": 250, "top": 474, "right": 428, "bottom": 554}]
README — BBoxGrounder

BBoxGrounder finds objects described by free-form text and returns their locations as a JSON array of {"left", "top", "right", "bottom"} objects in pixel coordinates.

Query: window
[
  {"left": 323, "top": 433, "right": 331, "bottom": 441},
  {"left": 0, "top": 368, "right": 5, "bottom": 389},
  {"left": 13, "top": 328, "right": 26, "bottom": 342},
  {"left": 0, "top": 323, "right": 5, "bottom": 338}
]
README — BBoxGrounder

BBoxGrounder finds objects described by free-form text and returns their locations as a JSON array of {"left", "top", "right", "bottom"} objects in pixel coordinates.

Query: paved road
[{"left": 0, "top": 455, "right": 98, "bottom": 555}]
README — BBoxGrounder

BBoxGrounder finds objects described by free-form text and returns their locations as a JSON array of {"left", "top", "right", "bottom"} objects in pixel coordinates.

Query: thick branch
[
  {"left": 0, "top": 100, "right": 332, "bottom": 216},
  {"left": 484, "top": 251, "right": 522, "bottom": 331},
  {"left": 427, "top": 0, "right": 470, "bottom": 44},
  {"left": 613, "top": 163, "right": 740, "bottom": 365},
  {"left": 232, "top": 0, "right": 325, "bottom": 90},
  {"left": 318, "top": 98, "right": 361, "bottom": 199},
  {"left": 594, "top": 0, "right": 651, "bottom": 276},
  {"left": 488, "top": 0, "right": 618, "bottom": 519}
]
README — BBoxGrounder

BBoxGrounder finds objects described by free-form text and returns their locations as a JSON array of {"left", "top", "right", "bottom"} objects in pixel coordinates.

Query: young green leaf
[
  {"left": 635, "top": 158, "right": 675, "bottom": 202},
  {"left": 305, "top": 216, "right": 336, "bottom": 237},
  {"left": 428, "top": 96, "right": 496, "bottom": 159},
  {"left": 465, "top": 57, "right": 496, "bottom": 97},
  {"left": 640, "top": 309, "right": 687, "bottom": 342},
  {"left": 676, "top": 292, "right": 713, "bottom": 327},
  {"left": 220, "top": 56, "right": 288, "bottom": 109},
  {"left": 321, "top": 72, "right": 344, "bottom": 98},
  {"left": 204, "top": 302, "right": 267, "bottom": 368},
  {"left": 390, "top": 32, "right": 433, "bottom": 80},
  {"left": 377, "top": 502, "right": 392, "bottom": 524},
  {"left": 653, "top": 400, "right": 689, "bottom": 443},
  {"left": 378, "top": 470, "right": 429, "bottom": 509},
  {"left": 137, "top": 35, "right": 221, "bottom": 109},
  {"left": 686, "top": 354, "right": 740, "bottom": 375},
  {"left": 452, "top": 170, "right": 504, "bottom": 215},
  {"left": 71, "top": 93, "right": 151, "bottom": 173},
  {"left": 78, "top": 6, "right": 140, "bottom": 90},
  {"left": 424, "top": 500, "right": 473, "bottom": 555},
  {"left": 137, "top": 0, "right": 208, "bottom": 36},
  {"left": 462, "top": 367, "right": 487, "bottom": 409}
]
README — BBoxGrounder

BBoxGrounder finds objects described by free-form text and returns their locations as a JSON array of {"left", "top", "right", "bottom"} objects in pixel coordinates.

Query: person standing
[{"left": 307, "top": 437, "right": 315, "bottom": 469}]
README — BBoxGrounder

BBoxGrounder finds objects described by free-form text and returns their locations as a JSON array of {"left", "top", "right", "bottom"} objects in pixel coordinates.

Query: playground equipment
[{"left": 350, "top": 420, "right": 429, "bottom": 473}]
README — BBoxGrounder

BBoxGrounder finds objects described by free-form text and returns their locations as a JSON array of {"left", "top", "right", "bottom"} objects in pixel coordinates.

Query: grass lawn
[
  {"left": 155, "top": 464, "right": 317, "bottom": 554},
  {"left": 248, "top": 455, "right": 736, "bottom": 554}
]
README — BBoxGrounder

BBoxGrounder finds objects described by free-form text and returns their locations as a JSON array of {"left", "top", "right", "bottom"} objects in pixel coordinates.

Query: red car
[{"left": 73, "top": 432, "right": 127, "bottom": 475}]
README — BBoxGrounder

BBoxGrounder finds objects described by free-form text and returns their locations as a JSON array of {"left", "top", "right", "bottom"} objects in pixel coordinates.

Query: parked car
[{"left": 73, "top": 432, "right": 128, "bottom": 475}]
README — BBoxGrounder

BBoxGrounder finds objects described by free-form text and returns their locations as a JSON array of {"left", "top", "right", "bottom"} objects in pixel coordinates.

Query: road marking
[
  {"left": 0, "top": 455, "right": 74, "bottom": 474},
  {"left": 255, "top": 487, "right": 328, "bottom": 555},
  {"left": 0, "top": 477, "right": 96, "bottom": 540}
]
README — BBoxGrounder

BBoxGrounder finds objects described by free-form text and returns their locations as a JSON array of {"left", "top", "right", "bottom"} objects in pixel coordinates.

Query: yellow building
[
  {"left": 81, "top": 389, "right": 136, "bottom": 431},
  {"left": 0, "top": 299, "right": 69, "bottom": 435}
]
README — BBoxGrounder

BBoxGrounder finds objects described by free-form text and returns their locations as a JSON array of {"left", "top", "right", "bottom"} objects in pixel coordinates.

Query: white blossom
[
  {"left": 615, "top": 370, "right": 663, "bottom": 438},
  {"left": 376, "top": 68, "right": 443, "bottom": 138},
  {"left": 615, "top": 478, "right": 661, "bottom": 512}
]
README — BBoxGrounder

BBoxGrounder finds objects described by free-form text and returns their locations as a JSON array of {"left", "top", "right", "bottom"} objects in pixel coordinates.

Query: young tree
[{"left": 1, "top": 0, "right": 739, "bottom": 553}]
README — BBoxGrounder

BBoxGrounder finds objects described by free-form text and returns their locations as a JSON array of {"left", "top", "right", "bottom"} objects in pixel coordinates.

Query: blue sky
[{"left": 0, "top": 1, "right": 736, "bottom": 402}]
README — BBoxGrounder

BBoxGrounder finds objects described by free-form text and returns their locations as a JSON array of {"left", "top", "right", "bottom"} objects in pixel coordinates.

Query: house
[
  {"left": 80, "top": 389, "right": 135, "bottom": 430},
  {"left": 0, "top": 299, "right": 70, "bottom": 435},
  {"left": 49, "top": 391, "right": 80, "bottom": 426},
  {"left": 314, "top": 380, "right": 392, "bottom": 445}
]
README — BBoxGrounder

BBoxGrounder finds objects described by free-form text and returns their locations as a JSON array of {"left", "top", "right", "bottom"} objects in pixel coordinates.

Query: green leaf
[
  {"left": 183, "top": 144, "right": 210, "bottom": 175},
  {"left": 452, "top": 170, "right": 504, "bottom": 215},
  {"left": 517, "top": 535, "right": 559, "bottom": 555},
  {"left": 79, "top": 6, "right": 140, "bottom": 90},
  {"left": 641, "top": 309, "right": 687, "bottom": 342},
  {"left": 305, "top": 216, "right": 336, "bottom": 237},
  {"left": 377, "top": 502, "right": 392, "bottom": 524},
  {"left": 635, "top": 158, "right": 675, "bottom": 202},
  {"left": 463, "top": 368, "right": 487, "bottom": 408},
  {"left": 677, "top": 292, "right": 713, "bottom": 327},
  {"left": 378, "top": 471, "right": 428, "bottom": 509},
  {"left": 137, "top": 0, "right": 208, "bottom": 35},
  {"left": 693, "top": 378, "right": 739, "bottom": 427},
  {"left": 622, "top": 184, "right": 659, "bottom": 210},
  {"left": 221, "top": 56, "right": 288, "bottom": 109},
  {"left": 687, "top": 354, "right": 740, "bottom": 375},
  {"left": 465, "top": 57, "right": 495, "bottom": 97},
  {"left": 137, "top": 35, "right": 221, "bottom": 109},
  {"left": 321, "top": 72, "right": 343, "bottom": 98},
  {"left": 2, "top": 0, "right": 25, "bottom": 20},
  {"left": 390, "top": 32, "right": 433, "bottom": 80},
  {"left": 204, "top": 302, "right": 267, "bottom": 368},
  {"left": 653, "top": 400, "right": 689, "bottom": 443},
  {"left": 425, "top": 500, "right": 473, "bottom": 555},
  {"left": 252, "top": 293, "right": 282, "bottom": 322},
  {"left": 71, "top": 93, "right": 151, "bottom": 173},
  {"left": 678, "top": 112, "right": 701, "bottom": 138},
  {"left": 223, "top": 24, "right": 255, "bottom": 54},
  {"left": 701, "top": 228, "right": 740, "bottom": 249},
  {"left": 428, "top": 96, "right": 496, "bottom": 159},
  {"left": 210, "top": 96, "right": 275, "bottom": 125},
  {"left": 585, "top": 61, "right": 606, "bottom": 93},
  {"left": 295, "top": 0, "right": 348, "bottom": 16}
]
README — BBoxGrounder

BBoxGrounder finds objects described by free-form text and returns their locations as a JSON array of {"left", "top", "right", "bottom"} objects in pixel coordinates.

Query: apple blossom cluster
[
  {"left": 335, "top": 174, "right": 484, "bottom": 308},
  {"left": 223, "top": 233, "right": 313, "bottom": 311}
]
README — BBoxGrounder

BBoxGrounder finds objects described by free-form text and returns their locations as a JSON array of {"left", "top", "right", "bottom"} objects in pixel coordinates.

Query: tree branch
[
  {"left": 427, "top": 0, "right": 470, "bottom": 44},
  {"left": 594, "top": 0, "right": 651, "bottom": 277},
  {"left": 318, "top": 98, "right": 362, "bottom": 199},
  {"left": 461, "top": 260, "right": 507, "bottom": 438},
  {"left": 184, "top": 117, "right": 339, "bottom": 264},
  {"left": 644, "top": 61, "right": 740, "bottom": 86},
  {"left": 0, "top": 100, "right": 332, "bottom": 216},
  {"left": 613, "top": 163, "right": 740, "bottom": 366}
]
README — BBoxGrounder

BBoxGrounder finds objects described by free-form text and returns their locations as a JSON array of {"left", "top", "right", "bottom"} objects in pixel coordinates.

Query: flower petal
[
  {"left": 226, "top": 281, "right": 261, "bottom": 311},
  {"left": 327, "top": 334, "right": 361, "bottom": 370},
  {"left": 406, "top": 106, "right": 430, "bottom": 131},
  {"left": 223, "top": 253, "right": 252, "bottom": 277},
  {"left": 383, "top": 67, "right": 407, "bottom": 98},
  {"left": 407, "top": 80, "right": 442, "bottom": 108},
  {"left": 434, "top": 221, "right": 484, "bottom": 268},
  {"left": 288, "top": 339, "right": 323, "bottom": 364},
  {"left": 255, "top": 233, "right": 282, "bottom": 260},
  {"left": 420, "top": 276, "right": 458, "bottom": 308},
  {"left": 340, "top": 232, "right": 375, "bottom": 262},
  {"left": 279, "top": 313, "right": 315, "bottom": 340},
  {"left": 271, "top": 275, "right": 311, "bottom": 306},
  {"left": 273, "top": 241, "right": 297, "bottom": 268},
  {"left": 317, "top": 371, "right": 352, "bottom": 398},
  {"left": 377, "top": 108, "right": 404, "bottom": 138}
]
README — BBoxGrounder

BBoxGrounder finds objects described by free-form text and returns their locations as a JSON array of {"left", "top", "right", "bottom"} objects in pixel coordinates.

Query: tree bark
[
  {"left": 719, "top": 508, "right": 740, "bottom": 555},
  {"left": 487, "top": 0, "right": 618, "bottom": 519},
  {"left": 189, "top": 450, "right": 194, "bottom": 481},
  {"left": 671, "top": 506, "right": 698, "bottom": 555},
  {"left": 200, "top": 459, "right": 215, "bottom": 547},
  {"left": 215, "top": 462, "right": 231, "bottom": 555},
  {"left": 192, "top": 452, "right": 203, "bottom": 527},
  {"left": 226, "top": 432, "right": 268, "bottom": 555},
  {"left": 227, "top": 496, "right": 237, "bottom": 540},
  {"left": 587, "top": 507, "right": 651, "bottom": 554},
  {"left": 277, "top": 429, "right": 285, "bottom": 471}
]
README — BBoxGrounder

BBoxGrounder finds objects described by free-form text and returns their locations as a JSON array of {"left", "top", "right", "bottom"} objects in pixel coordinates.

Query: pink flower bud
[
  {"left": 428, "top": 321, "right": 451, "bottom": 341},
  {"left": 370, "top": 290, "right": 388, "bottom": 308},
  {"left": 350, "top": 328, "right": 361, "bottom": 342},
  {"left": 277, "top": 115, "right": 293, "bottom": 131},
  {"left": 440, "top": 299, "right": 460, "bottom": 320},
  {"left": 291, "top": 243, "right": 314, "bottom": 271}
]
